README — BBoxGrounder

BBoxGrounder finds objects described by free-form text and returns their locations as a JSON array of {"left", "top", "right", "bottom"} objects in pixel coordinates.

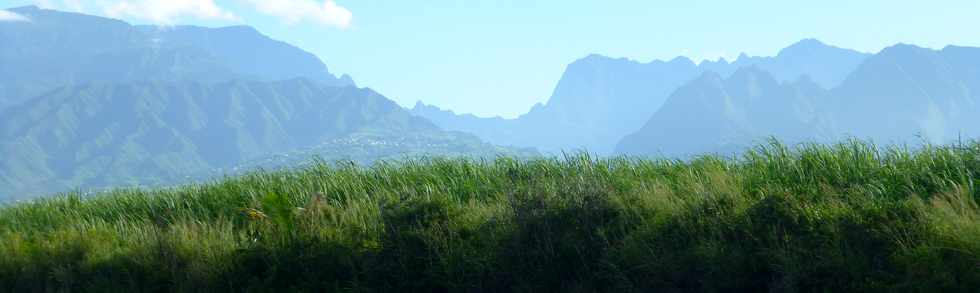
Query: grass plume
[{"left": 1, "top": 141, "right": 978, "bottom": 291}]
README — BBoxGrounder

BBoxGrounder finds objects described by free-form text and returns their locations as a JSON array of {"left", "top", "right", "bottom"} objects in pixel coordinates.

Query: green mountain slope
[
  {"left": 0, "top": 6, "right": 532, "bottom": 200},
  {"left": 0, "top": 79, "right": 529, "bottom": 200}
]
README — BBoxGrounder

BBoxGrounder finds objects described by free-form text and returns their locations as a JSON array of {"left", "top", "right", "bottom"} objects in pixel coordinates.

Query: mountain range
[
  {"left": 616, "top": 68, "right": 829, "bottom": 156},
  {"left": 412, "top": 39, "right": 980, "bottom": 158},
  {"left": 4, "top": 5, "right": 980, "bottom": 199},
  {"left": 618, "top": 44, "right": 980, "bottom": 157},
  {"left": 411, "top": 39, "right": 869, "bottom": 154},
  {"left": 0, "top": 5, "right": 352, "bottom": 110},
  {"left": 0, "top": 6, "right": 531, "bottom": 200}
]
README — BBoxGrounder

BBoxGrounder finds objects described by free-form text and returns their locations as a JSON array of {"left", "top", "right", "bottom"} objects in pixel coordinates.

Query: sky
[{"left": 5, "top": 0, "right": 980, "bottom": 118}]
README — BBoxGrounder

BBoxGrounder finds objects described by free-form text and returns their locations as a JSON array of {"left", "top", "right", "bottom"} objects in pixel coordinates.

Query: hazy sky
[{"left": 6, "top": 0, "right": 980, "bottom": 117}]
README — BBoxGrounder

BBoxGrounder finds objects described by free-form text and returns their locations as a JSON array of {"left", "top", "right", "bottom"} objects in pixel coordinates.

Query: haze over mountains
[
  {"left": 823, "top": 44, "right": 980, "bottom": 144},
  {"left": 616, "top": 68, "right": 830, "bottom": 156},
  {"left": 0, "top": 6, "right": 529, "bottom": 200},
  {"left": 618, "top": 44, "right": 980, "bottom": 156},
  {"left": 0, "top": 5, "right": 352, "bottom": 110},
  {"left": 412, "top": 39, "right": 870, "bottom": 154},
  {"left": 414, "top": 40, "right": 980, "bottom": 157},
  {"left": 3, "top": 5, "right": 979, "bottom": 200}
]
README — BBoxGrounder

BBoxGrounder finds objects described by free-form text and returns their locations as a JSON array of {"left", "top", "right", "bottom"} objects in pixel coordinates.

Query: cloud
[
  {"left": 31, "top": 0, "right": 353, "bottom": 28},
  {"left": 245, "top": 0, "right": 352, "bottom": 29},
  {"left": 0, "top": 10, "right": 31, "bottom": 22},
  {"left": 38, "top": 0, "right": 88, "bottom": 13},
  {"left": 38, "top": 0, "right": 239, "bottom": 25},
  {"left": 105, "top": 0, "right": 240, "bottom": 24}
]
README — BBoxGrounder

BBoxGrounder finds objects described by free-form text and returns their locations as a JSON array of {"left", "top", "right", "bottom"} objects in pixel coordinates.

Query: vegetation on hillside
[
  {"left": 1, "top": 140, "right": 978, "bottom": 291},
  {"left": 0, "top": 80, "right": 532, "bottom": 200}
]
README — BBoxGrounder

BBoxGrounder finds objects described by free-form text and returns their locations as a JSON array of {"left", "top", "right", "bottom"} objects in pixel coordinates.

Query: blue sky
[{"left": 6, "top": 0, "right": 980, "bottom": 118}]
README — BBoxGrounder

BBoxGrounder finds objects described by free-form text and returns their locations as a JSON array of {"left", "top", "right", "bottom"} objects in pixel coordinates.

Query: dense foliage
[
  {"left": 0, "top": 80, "right": 533, "bottom": 200},
  {"left": 1, "top": 141, "right": 978, "bottom": 292}
]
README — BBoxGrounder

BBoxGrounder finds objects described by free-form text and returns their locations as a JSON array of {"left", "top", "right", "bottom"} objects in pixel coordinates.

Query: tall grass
[{"left": 1, "top": 141, "right": 978, "bottom": 291}]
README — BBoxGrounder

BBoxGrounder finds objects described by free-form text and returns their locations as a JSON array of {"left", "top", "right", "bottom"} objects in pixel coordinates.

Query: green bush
[{"left": 1, "top": 141, "right": 979, "bottom": 291}]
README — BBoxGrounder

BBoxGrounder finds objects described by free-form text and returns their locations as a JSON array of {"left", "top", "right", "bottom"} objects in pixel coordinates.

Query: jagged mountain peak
[
  {"left": 777, "top": 38, "right": 831, "bottom": 56},
  {"left": 414, "top": 40, "right": 870, "bottom": 155},
  {"left": 667, "top": 56, "right": 696, "bottom": 67},
  {"left": 877, "top": 43, "right": 933, "bottom": 57},
  {"left": 698, "top": 57, "right": 730, "bottom": 66},
  {"left": 574, "top": 53, "right": 624, "bottom": 64},
  {"left": 339, "top": 74, "right": 357, "bottom": 87},
  {"left": 734, "top": 52, "right": 753, "bottom": 62},
  {"left": 570, "top": 53, "right": 698, "bottom": 68}
]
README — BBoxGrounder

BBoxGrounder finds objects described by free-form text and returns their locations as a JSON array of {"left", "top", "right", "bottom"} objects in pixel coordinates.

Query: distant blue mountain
[
  {"left": 616, "top": 68, "right": 828, "bottom": 157},
  {"left": 7, "top": 4, "right": 979, "bottom": 198},
  {"left": 412, "top": 39, "right": 869, "bottom": 154},
  {"left": 0, "top": 5, "right": 352, "bottom": 109},
  {"left": 133, "top": 25, "right": 351, "bottom": 86},
  {"left": 732, "top": 39, "right": 870, "bottom": 88},
  {"left": 824, "top": 44, "right": 980, "bottom": 144},
  {"left": 0, "top": 80, "right": 447, "bottom": 199},
  {"left": 0, "top": 6, "right": 526, "bottom": 200},
  {"left": 616, "top": 43, "right": 980, "bottom": 156}
]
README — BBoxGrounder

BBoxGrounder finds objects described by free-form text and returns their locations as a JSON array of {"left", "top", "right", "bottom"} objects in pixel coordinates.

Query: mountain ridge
[
  {"left": 412, "top": 39, "right": 869, "bottom": 154},
  {"left": 615, "top": 43, "right": 980, "bottom": 156},
  {"left": 0, "top": 5, "right": 352, "bottom": 109},
  {"left": 0, "top": 78, "right": 534, "bottom": 200},
  {"left": 615, "top": 67, "right": 828, "bottom": 156},
  {"left": 0, "top": 7, "right": 530, "bottom": 200}
]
